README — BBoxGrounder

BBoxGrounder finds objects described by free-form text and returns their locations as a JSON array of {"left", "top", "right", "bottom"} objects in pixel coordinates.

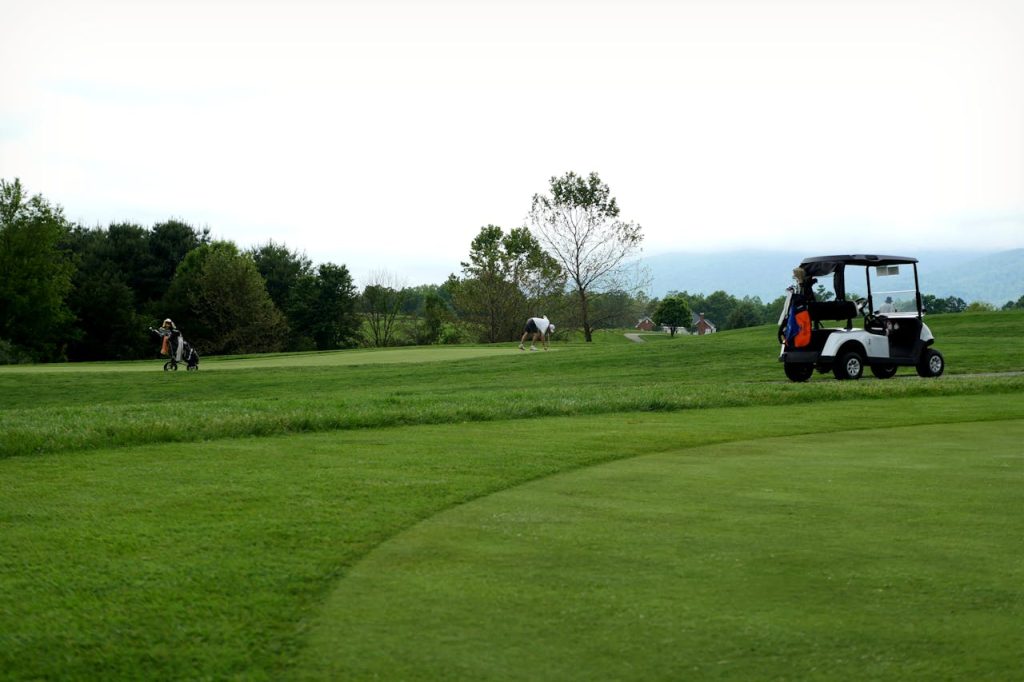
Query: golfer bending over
[{"left": 519, "top": 316, "right": 555, "bottom": 351}]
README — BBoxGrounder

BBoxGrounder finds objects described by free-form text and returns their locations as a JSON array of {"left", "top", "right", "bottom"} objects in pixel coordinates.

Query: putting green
[{"left": 299, "top": 420, "right": 1024, "bottom": 680}]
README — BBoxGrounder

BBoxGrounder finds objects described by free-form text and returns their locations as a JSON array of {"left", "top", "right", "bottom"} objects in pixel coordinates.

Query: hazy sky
[{"left": 2, "top": 0, "right": 1022, "bottom": 285}]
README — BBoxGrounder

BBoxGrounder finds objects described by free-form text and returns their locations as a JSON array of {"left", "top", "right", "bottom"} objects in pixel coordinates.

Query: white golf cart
[{"left": 777, "top": 254, "right": 945, "bottom": 381}]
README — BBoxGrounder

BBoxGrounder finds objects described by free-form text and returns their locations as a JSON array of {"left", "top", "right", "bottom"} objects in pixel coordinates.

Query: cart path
[{"left": 624, "top": 333, "right": 645, "bottom": 343}]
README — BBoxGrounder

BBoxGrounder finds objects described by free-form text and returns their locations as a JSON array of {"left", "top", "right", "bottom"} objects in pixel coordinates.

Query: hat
[{"left": 548, "top": 323, "right": 555, "bottom": 333}]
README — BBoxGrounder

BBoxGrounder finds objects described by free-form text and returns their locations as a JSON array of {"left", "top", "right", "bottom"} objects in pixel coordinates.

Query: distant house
[
  {"left": 692, "top": 312, "right": 717, "bottom": 335},
  {"left": 635, "top": 317, "right": 655, "bottom": 332}
]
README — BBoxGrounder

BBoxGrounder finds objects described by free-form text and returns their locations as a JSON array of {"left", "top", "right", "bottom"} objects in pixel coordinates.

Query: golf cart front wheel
[
  {"left": 916, "top": 348, "right": 945, "bottom": 378},
  {"left": 163, "top": 360, "right": 177, "bottom": 372},
  {"left": 784, "top": 363, "right": 814, "bottom": 382},
  {"left": 833, "top": 351, "right": 864, "bottom": 380},
  {"left": 870, "top": 364, "right": 898, "bottom": 379}
]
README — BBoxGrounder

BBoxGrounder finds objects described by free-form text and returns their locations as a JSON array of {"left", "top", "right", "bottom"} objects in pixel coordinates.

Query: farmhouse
[
  {"left": 692, "top": 312, "right": 717, "bottom": 335},
  {"left": 635, "top": 317, "right": 656, "bottom": 331}
]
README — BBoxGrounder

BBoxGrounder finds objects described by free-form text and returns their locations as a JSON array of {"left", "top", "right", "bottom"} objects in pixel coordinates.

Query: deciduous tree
[
  {"left": 165, "top": 241, "right": 286, "bottom": 354},
  {"left": 361, "top": 270, "right": 408, "bottom": 347},
  {"left": 0, "top": 179, "right": 75, "bottom": 361},
  {"left": 654, "top": 295, "right": 692, "bottom": 337},
  {"left": 452, "top": 225, "right": 564, "bottom": 343},
  {"left": 726, "top": 301, "right": 763, "bottom": 329},
  {"left": 529, "top": 172, "right": 643, "bottom": 342}
]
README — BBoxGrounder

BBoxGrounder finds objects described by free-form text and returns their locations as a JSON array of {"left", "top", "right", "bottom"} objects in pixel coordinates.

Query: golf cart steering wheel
[
  {"left": 857, "top": 299, "right": 879, "bottom": 329},
  {"left": 854, "top": 298, "right": 869, "bottom": 315}
]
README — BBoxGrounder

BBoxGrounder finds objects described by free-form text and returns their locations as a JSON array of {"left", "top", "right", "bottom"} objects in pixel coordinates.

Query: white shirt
[{"left": 529, "top": 317, "right": 552, "bottom": 334}]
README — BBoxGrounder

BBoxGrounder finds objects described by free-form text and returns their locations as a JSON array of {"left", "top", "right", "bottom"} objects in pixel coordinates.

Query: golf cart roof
[{"left": 799, "top": 254, "right": 918, "bottom": 277}]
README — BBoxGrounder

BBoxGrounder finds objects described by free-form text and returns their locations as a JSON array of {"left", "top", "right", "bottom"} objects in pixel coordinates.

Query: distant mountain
[
  {"left": 923, "top": 249, "right": 1024, "bottom": 305},
  {"left": 642, "top": 249, "right": 1024, "bottom": 305},
  {"left": 642, "top": 250, "right": 802, "bottom": 302}
]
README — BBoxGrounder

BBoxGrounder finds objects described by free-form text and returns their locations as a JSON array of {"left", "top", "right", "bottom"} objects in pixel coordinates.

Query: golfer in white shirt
[{"left": 519, "top": 316, "right": 555, "bottom": 351}]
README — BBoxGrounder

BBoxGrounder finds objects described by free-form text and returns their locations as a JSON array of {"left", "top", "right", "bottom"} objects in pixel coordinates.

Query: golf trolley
[
  {"left": 778, "top": 254, "right": 944, "bottom": 381},
  {"left": 150, "top": 326, "right": 200, "bottom": 372}
]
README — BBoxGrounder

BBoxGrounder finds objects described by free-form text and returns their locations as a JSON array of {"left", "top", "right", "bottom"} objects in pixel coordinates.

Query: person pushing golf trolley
[
  {"left": 519, "top": 316, "right": 555, "bottom": 351},
  {"left": 150, "top": 318, "right": 200, "bottom": 371}
]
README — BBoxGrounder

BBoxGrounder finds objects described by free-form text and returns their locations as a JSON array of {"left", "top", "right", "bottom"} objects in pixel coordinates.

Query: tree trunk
[{"left": 579, "top": 288, "right": 592, "bottom": 342}]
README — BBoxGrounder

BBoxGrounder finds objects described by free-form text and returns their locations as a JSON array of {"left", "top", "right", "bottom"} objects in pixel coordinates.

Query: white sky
[{"left": 2, "top": 0, "right": 1022, "bottom": 286}]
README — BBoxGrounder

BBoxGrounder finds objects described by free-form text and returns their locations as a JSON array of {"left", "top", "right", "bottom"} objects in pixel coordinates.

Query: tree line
[
  {"left": 2, "top": 176, "right": 1018, "bottom": 364},
  {"left": 0, "top": 172, "right": 647, "bottom": 363}
]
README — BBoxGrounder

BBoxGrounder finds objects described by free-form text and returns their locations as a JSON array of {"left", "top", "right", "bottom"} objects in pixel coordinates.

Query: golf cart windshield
[{"left": 864, "top": 264, "right": 917, "bottom": 315}]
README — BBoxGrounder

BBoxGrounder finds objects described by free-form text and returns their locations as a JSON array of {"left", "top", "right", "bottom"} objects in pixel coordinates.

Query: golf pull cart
[{"left": 778, "top": 254, "right": 945, "bottom": 381}]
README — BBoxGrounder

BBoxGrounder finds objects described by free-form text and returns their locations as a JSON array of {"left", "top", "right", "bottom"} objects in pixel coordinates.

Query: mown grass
[
  {"left": 2, "top": 396, "right": 1021, "bottom": 680},
  {"left": 2, "top": 312, "right": 1022, "bottom": 459},
  {"left": 0, "top": 311, "right": 1022, "bottom": 679},
  {"left": 300, "top": 420, "right": 1024, "bottom": 680}
]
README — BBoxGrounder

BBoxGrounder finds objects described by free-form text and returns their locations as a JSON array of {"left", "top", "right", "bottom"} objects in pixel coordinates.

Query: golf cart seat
[{"left": 808, "top": 300, "right": 858, "bottom": 328}]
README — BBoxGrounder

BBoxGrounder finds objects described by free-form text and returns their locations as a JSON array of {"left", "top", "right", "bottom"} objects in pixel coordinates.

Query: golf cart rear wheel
[
  {"left": 916, "top": 348, "right": 944, "bottom": 378},
  {"left": 784, "top": 362, "right": 814, "bottom": 382},
  {"left": 163, "top": 360, "right": 177, "bottom": 372},
  {"left": 833, "top": 351, "right": 864, "bottom": 380},
  {"left": 870, "top": 364, "right": 898, "bottom": 379}
]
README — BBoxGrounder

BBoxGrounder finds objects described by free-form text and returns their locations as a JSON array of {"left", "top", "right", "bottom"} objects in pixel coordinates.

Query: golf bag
[
  {"left": 150, "top": 327, "right": 200, "bottom": 371},
  {"left": 784, "top": 294, "right": 812, "bottom": 349}
]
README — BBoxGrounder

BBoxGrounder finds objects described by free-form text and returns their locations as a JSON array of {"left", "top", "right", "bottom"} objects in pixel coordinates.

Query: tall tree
[
  {"left": 143, "top": 219, "right": 210, "bottom": 311},
  {"left": 164, "top": 241, "right": 286, "bottom": 354},
  {"left": 250, "top": 241, "right": 321, "bottom": 350},
  {"left": 453, "top": 225, "right": 563, "bottom": 343},
  {"left": 307, "top": 263, "right": 360, "bottom": 350},
  {"left": 250, "top": 241, "right": 313, "bottom": 313},
  {"left": 0, "top": 179, "right": 76, "bottom": 361},
  {"left": 64, "top": 225, "right": 150, "bottom": 360},
  {"left": 529, "top": 171, "right": 643, "bottom": 342}
]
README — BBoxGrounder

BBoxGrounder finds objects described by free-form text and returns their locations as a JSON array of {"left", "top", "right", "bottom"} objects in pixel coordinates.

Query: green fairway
[
  {"left": 0, "top": 344, "right": 518, "bottom": 373},
  {"left": 300, "top": 420, "right": 1024, "bottom": 680},
  {"left": 3, "top": 314, "right": 1023, "bottom": 459},
  {"left": 1, "top": 311, "right": 1022, "bottom": 679}
]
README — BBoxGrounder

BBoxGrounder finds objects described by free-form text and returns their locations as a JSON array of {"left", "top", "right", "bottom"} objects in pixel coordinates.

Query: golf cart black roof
[{"left": 799, "top": 254, "right": 918, "bottom": 277}]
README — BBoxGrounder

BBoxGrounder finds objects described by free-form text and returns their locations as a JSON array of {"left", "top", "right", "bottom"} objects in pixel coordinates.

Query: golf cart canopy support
[{"left": 799, "top": 255, "right": 919, "bottom": 303}]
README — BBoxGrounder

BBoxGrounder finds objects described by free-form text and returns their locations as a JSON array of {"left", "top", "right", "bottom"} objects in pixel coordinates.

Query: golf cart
[{"left": 777, "top": 254, "right": 945, "bottom": 381}]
